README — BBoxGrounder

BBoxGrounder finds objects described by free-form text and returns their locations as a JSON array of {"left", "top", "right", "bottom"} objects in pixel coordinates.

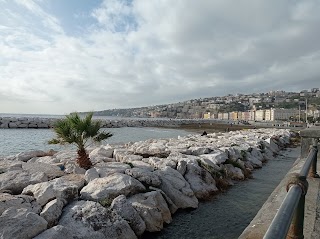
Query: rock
[
  {"left": 223, "top": 164, "right": 245, "bottom": 180},
  {"left": 184, "top": 162, "right": 218, "bottom": 200},
  {"left": 85, "top": 168, "right": 100, "bottom": 183},
  {"left": 64, "top": 163, "right": 86, "bottom": 174},
  {"left": 33, "top": 225, "right": 74, "bottom": 239},
  {"left": 0, "top": 170, "right": 48, "bottom": 194},
  {"left": 130, "top": 160, "right": 154, "bottom": 171},
  {"left": 95, "top": 162, "right": 131, "bottom": 177},
  {"left": 22, "top": 174, "right": 85, "bottom": 206},
  {"left": 143, "top": 157, "right": 177, "bottom": 169},
  {"left": 0, "top": 208, "right": 47, "bottom": 239},
  {"left": 22, "top": 162, "right": 64, "bottom": 180},
  {"left": 15, "top": 150, "right": 48, "bottom": 162},
  {"left": 148, "top": 187, "right": 178, "bottom": 214},
  {"left": 154, "top": 167, "right": 198, "bottom": 209},
  {"left": 28, "top": 156, "right": 60, "bottom": 164},
  {"left": 111, "top": 195, "right": 146, "bottom": 236},
  {"left": 0, "top": 159, "right": 23, "bottom": 173},
  {"left": 177, "top": 160, "right": 187, "bottom": 175},
  {"left": 199, "top": 150, "right": 228, "bottom": 165},
  {"left": 40, "top": 198, "right": 65, "bottom": 228},
  {"left": 80, "top": 173, "right": 146, "bottom": 201},
  {"left": 89, "top": 146, "right": 114, "bottom": 161},
  {"left": 59, "top": 200, "right": 137, "bottom": 239},
  {"left": 125, "top": 168, "right": 161, "bottom": 187},
  {"left": 129, "top": 190, "right": 172, "bottom": 232},
  {"left": 188, "top": 146, "right": 211, "bottom": 156},
  {"left": 0, "top": 193, "right": 41, "bottom": 215}
]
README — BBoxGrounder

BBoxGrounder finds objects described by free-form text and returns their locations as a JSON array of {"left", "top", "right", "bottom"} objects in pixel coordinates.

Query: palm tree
[{"left": 49, "top": 112, "right": 113, "bottom": 169}]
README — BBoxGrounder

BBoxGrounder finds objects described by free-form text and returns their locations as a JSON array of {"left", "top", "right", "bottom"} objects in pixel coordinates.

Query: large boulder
[
  {"left": 0, "top": 193, "right": 41, "bottom": 215},
  {"left": 40, "top": 198, "right": 65, "bottom": 227},
  {"left": 128, "top": 190, "right": 172, "bottom": 232},
  {"left": 0, "top": 170, "right": 48, "bottom": 194},
  {"left": 59, "top": 201, "right": 137, "bottom": 239},
  {"left": 15, "top": 150, "right": 48, "bottom": 162},
  {"left": 125, "top": 168, "right": 161, "bottom": 187},
  {"left": 154, "top": 167, "right": 198, "bottom": 209},
  {"left": 22, "top": 162, "right": 64, "bottom": 180},
  {"left": 80, "top": 173, "right": 146, "bottom": 201},
  {"left": 199, "top": 150, "right": 228, "bottom": 165},
  {"left": 22, "top": 174, "right": 85, "bottom": 206},
  {"left": 33, "top": 225, "right": 74, "bottom": 239},
  {"left": 184, "top": 162, "right": 218, "bottom": 200},
  {"left": 0, "top": 208, "right": 47, "bottom": 239},
  {"left": 111, "top": 195, "right": 146, "bottom": 236}
]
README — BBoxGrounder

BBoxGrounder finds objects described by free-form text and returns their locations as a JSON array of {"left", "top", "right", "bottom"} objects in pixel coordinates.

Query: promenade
[{"left": 239, "top": 126, "right": 320, "bottom": 239}]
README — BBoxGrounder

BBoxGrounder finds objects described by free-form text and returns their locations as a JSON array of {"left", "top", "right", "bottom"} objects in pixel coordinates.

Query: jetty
[{"left": 0, "top": 127, "right": 300, "bottom": 238}]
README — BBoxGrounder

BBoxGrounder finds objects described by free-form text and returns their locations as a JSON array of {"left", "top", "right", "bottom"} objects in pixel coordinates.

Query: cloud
[{"left": 0, "top": 0, "right": 320, "bottom": 114}]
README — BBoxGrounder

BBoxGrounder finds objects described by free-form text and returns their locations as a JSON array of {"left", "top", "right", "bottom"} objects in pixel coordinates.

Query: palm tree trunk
[{"left": 77, "top": 147, "right": 92, "bottom": 170}]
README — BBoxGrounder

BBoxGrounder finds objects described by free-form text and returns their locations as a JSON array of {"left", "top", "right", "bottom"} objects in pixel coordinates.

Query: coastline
[{"left": 0, "top": 128, "right": 296, "bottom": 239}]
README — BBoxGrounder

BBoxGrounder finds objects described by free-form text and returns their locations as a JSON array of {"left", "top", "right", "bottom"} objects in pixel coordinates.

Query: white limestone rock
[
  {"left": 176, "top": 160, "right": 187, "bottom": 175},
  {"left": 154, "top": 167, "right": 198, "bottom": 209},
  {"left": 15, "top": 150, "right": 48, "bottom": 162},
  {"left": 85, "top": 167, "right": 100, "bottom": 183},
  {"left": 142, "top": 157, "right": 176, "bottom": 170},
  {"left": 129, "top": 190, "right": 172, "bottom": 232},
  {"left": 22, "top": 174, "right": 85, "bottom": 206},
  {"left": 184, "top": 162, "right": 218, "bottom": 200},
  {"left": 59, "top": 200, "right": 137, "bottom": 239},
  {"left": 130, "top": 160, "right": 154, "bottom": 171},
  {"left": 111, "top": 195, "right": 146, "bottom": 236},
  {"left": 199, "top": 150, "right": 228, "bottom": 165},
  {"left": 40, "top": 198, "right": 65, "bottom": 228},
  {"left": 0, "top": 208, "right": 47, "bottom": 239},
  {"left": 0, "top": 193, "right": 41, "bottom": 215},
  {"left": 125, "top": 168, "right": 161, "bottom": 187},
  {"left": 64, "top": 163, "right": 86, "bottom": 174},
  {"left": 0, "top": 170, "right": 48, "bottom": 194},
  {"left": 89, "top": 146, "right": 114, "bottom": 161},
  {"left": 95, "top": 162, "right": 131, "bottom": 177},
  {"left": 80, "top": 173, "right": 146, "bottom": 201}
]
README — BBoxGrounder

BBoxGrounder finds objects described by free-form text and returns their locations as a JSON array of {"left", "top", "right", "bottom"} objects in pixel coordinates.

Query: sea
[{"left": 0, "top": 113, "right": 195, "bottom": 156}]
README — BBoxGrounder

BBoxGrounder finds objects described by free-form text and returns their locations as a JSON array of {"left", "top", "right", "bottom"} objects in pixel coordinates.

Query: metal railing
[{"left": 263, "top": 139, "right": 318, "bottom": 239}]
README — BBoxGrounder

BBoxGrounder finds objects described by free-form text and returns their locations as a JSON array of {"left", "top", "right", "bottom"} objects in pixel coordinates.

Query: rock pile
[
  {"left": 0, "top": 128, "right": 294, "bottom": 239},
  {"left": 1, "top": 116, "right": 229, "bottom": 129}
]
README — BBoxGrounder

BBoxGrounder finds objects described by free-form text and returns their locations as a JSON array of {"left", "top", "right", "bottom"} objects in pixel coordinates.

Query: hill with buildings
[{"left": 93, "top": 88, "right": 320, "bottom": 122}]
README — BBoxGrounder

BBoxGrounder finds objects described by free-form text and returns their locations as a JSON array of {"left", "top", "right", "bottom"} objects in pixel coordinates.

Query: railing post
[
  {"left": 308, "top": 138, "right": 319, "bottom": 178},
  {"left": 286, "top": 175, "right": 308, "bottom": 239}
]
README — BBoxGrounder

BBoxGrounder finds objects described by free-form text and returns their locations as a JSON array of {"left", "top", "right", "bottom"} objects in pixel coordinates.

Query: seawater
[
  {"left": 0, "top": 127, "right": 192, "bottom": 156},
  {"left": 142, "top": 147, "right": 299, "bottom": 239}
]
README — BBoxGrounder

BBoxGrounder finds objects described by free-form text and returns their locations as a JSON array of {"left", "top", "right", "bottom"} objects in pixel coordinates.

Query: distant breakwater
[{"left": 0, "top": 117, "right": 225, "bottom": 129}]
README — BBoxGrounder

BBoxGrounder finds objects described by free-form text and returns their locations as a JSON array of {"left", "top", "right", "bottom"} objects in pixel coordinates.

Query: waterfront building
[{"left": 255, "top": 110, "right": 265, "bottom": 121}]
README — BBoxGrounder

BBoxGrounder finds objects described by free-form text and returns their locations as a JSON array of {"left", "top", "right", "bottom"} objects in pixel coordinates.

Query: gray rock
[
  {"left": 0, "top": 170, "right": 48, "bottom": 194},
  {"left": 129, "top": 190, "right": 172, "bottom": 232},
  {"left": 0, "top": 208, "right": 47, "bottom": 239},
  {"left": 0, "top": 193, "right": 41, "bottom": 215},
  {"left": 154, "top": 167, "right": 198, "bottom": 209},
  {"left": 111, "top": 195, "right": 146, "bottom": 236},
  {"left": 125, "top": 168, "right": 161, "bottom": 187},
  {"left": 59, "top": 200, "right": 137, "bottom": 239},
  {"left": 33, "top": 225, "right": 74, "bottom": 239},
  {"left": 184, "top": 163, "right": 218, "bottom": 200},
  {"left": 22, "top": 162, "right": 64, "bottom": 180},
  {"left": 40, "top": 198, "right": 65, "bottom": 227}
]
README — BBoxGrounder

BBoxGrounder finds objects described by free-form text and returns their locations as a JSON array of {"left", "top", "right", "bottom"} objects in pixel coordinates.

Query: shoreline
[{"left": 0, "top": 128, "right": 296, "bottom": 239}]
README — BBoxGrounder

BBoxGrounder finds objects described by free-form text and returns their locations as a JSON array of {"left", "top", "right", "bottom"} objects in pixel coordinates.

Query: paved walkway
[{"left": 306, "top": 158, "right": 320, "bottom": 239}]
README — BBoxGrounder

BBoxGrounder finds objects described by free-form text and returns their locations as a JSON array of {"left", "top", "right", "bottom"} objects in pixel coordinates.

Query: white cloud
[{"left": 0, "top": 0, "right": 320, "bottom": 114}]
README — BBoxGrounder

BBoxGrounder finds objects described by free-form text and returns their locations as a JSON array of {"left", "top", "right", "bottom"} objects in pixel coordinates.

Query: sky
[{"left": 1, "top": 0, "right": 320, "bottom": 115}]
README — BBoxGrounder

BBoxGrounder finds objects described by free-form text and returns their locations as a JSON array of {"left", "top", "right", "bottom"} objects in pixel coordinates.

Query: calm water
[
  {"left": 143, "top": 147, "right": 299, "bottom": 239},
  {"left": 0, "top": 127, "right": 192, "bottom": 156}
]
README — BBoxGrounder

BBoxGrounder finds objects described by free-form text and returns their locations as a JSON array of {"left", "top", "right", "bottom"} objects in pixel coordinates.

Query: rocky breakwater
[
  {"left": 0, "top": 116, "right": 224, "bottom": 129},
  {"left": 0, "top": 128, "right": 294, "bottom": 239},
  {"left": 0, "top": 117, "right": 56, "bottom": 129}
]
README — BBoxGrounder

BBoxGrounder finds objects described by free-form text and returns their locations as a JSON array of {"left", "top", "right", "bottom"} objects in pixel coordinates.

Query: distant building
[
  {"left": 203, "top": 112, "right": 211, "bottom": 119},
  {"left": 229, "top": 112, "right": 238, "bottom": 121},
  {"left": 255, "top": 110, "right": 265, "bottom": 121},
  {"left": 264, "top": 108, "right": 299, "bottom": 121}
]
